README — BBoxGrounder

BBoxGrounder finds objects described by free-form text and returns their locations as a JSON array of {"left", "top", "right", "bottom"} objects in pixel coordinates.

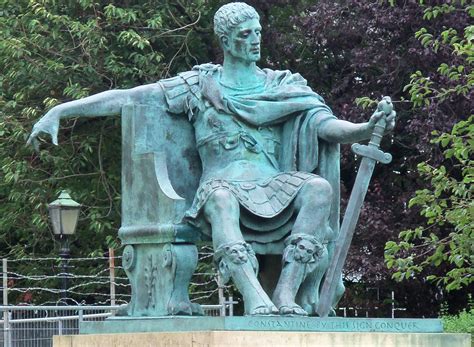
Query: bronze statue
[{"left": 28, "top": 3, "right": 395, "bottom": 317}]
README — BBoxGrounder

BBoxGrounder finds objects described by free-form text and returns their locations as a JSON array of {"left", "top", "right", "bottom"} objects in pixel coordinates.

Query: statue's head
[
  {"left": 214, "top": 3, "right": 261, "bottom": 62},
  {"left": 214, "top": 3, "right": 260, "bottom": 38}
]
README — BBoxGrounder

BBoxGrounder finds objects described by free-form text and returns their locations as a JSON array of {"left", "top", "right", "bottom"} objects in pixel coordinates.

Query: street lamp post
[{"left": 48, "top": 191, "right": 81, "bottom": 303}]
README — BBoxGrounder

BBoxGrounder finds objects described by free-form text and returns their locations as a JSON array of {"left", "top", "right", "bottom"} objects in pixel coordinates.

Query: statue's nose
[{"left": 250, "top": 32, "right": 260, "bottom": 44}]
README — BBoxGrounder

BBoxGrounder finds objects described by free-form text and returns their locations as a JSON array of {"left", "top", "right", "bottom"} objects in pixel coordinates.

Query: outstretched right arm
[{"left": 27, "top": 83, "right": 164, "bottom": 150}]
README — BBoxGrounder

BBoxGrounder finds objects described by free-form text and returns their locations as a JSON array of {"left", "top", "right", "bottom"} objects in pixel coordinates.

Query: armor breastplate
[{"left": 194, "top": 105, "right": 281, "bottom": 182}]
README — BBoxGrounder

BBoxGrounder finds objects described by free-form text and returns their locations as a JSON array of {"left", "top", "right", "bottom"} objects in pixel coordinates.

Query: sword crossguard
[{"left": 352, "top": 143, "right": 392, "bottom": 164}]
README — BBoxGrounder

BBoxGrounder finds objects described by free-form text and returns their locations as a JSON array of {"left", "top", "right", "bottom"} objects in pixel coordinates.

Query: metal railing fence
[
  {"left": 0, "top": 302, "right": 235, "bottom": 347},
  {"left": 1, "top": 305, "right": 118, "bottom": 347}
]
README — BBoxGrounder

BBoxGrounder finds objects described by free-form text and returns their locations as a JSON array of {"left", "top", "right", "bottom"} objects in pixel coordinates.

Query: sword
[{"left": 316, "top": 96, "right": 394, "bottom": 317}]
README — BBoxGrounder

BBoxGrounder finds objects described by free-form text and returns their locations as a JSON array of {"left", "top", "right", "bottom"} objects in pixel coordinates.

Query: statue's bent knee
[
  {"left": 301, "top": 177, "right": 333, "bottom": 201},
  {"left": 205, "top": 188, "right": 239, "bottom": 215}
]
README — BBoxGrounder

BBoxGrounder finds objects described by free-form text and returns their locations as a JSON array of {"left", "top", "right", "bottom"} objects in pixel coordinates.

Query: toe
[
  {"left": 278, "top": 306, "right": 292, "bottom": 315},
  {"left": 293, "top": 307, "right": 308, "bottom": 316},
  {"left": 279, "top": 305, "right": 308, "bottom": 316}
]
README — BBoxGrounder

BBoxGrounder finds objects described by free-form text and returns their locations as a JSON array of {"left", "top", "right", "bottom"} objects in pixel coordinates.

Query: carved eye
[
  {"left": 298, "top": 244, "right": 305, "bottom": 250},
  {"left": 240, "top": 30, "right": 250, "bottom": 38}
]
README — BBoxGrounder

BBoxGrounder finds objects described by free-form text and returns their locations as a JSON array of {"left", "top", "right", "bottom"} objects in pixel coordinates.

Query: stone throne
[
  {"left": 118, "top": 104, "right": 332, "bottom": 317},
  {"left": 118, "top": 104, "right": 203, "bottom": 316}
]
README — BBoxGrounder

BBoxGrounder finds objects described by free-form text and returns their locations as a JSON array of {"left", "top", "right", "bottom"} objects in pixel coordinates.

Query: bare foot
[
  {"left": 248, "top": 304, "right": 278, "bottom": 315},
  {"left": 273, "top": 292, "right": 308, "bottom": 316}
]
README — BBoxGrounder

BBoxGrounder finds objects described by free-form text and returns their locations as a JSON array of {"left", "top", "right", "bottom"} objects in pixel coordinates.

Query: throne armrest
[{"left": 119, "top": 104, "right": 202, "bottom": 244}]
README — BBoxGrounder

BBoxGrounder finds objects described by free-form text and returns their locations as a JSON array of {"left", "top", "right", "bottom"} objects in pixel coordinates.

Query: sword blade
[
  {"left": 317, "top": 156, "right": 377, "bottom": 317},
  {"left": 316, "top": 96, "right": 393, "bottom": 317}
]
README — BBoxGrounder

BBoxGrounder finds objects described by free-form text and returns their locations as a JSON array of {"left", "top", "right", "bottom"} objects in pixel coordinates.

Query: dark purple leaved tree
[{"left": 241, "top": 0, "right": 471, "bottom": 316}]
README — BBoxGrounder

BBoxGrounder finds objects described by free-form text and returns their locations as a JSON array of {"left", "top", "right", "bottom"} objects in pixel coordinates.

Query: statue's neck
[{"left": 221, "top": 57, "right": 261, "bottom": 88}]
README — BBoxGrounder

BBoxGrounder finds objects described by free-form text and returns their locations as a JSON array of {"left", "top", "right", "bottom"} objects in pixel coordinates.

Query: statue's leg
[
  {"left": 297, "top": 244, "right": 329, "bottom": 315},
  {"left": 326, "top": 241, "right": 346, "bottom": 316},
  {"left": 204, "top": 188, "right": 277, "bottom": 315},
  {"left": 292, "top": 177, "right": 333, "bottom": 239},
  {"left": 272, "top": 177, "right": 332, "bottom": 315}
]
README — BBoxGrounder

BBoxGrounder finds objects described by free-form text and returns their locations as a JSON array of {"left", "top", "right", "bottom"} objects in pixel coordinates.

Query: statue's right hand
[{"left": 26, "top": 108, "right": 60, "bottom": 151}]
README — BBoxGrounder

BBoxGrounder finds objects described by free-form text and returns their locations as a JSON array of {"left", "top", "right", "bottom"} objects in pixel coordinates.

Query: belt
[{"left": 196, "top": 130, "right": 279, "bottom": 169}]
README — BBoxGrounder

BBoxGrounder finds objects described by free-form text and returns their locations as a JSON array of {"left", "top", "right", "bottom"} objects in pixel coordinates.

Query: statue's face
[
  {"left": 226, "top": 244, "right": 249, "bottom": 264},
  {"left": 294, "top": 239, "right": 320, "bottom": 263},
  {"left": 223, "top": 18, "right": 261, "bottom": 63}
]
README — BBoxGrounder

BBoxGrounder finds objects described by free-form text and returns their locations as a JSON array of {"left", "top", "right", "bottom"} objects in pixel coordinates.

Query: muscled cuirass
[{"left": 193, "top": 91, "right": 281, "bottom": 183}]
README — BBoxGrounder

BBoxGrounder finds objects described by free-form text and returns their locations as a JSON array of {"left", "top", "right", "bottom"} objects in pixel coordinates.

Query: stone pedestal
[
  {"left": 80, "top": 316, "right": 443, "bottom": 334},
  {"left": 53, "top": 317, "right": 471, "bottom": 347},
  {"left": 54, "top": 331, "right": 470, "bottom": 347}
]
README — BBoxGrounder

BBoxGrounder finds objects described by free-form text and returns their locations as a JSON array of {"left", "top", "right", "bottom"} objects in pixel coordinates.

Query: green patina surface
[
  {"left": 28, "top": 3, "right": 398, "bottom": 320},
  {"left": 80, "top": 317, "right": 443, "bottom": 334}
]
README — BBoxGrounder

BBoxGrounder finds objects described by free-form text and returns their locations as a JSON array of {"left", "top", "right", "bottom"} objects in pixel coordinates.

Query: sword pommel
[
  {"left": 369, "top": 96, "right": 393, "bottom": 148},
  {"left": 378, "top": 96, "right": 393, "bottom": 115}
]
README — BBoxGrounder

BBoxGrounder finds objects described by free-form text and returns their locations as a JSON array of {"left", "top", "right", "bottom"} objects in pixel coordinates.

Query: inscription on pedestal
[
  {"left": 81, "top": 316, "right": 444, "bottom": 334},
  {"left": 242, "top": 317, "right": 439, "bottom": 333}
]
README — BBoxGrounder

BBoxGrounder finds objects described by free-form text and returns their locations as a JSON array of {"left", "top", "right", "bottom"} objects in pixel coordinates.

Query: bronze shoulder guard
[{"left": 158, "top": 70, "right": 201, "bottom": 118}]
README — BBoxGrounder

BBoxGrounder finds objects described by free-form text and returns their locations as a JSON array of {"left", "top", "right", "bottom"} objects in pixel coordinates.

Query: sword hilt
[
  {"left": 368, "top": 96, "right": 393, "bottom": 148},
  {"left": 352, "top": 96, "right": 393, "bottom": 164}
]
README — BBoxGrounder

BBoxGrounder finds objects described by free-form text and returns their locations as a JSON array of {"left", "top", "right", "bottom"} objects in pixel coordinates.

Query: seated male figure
[{"left": 28, "top": 2, "right": 395, "bottom": 316}]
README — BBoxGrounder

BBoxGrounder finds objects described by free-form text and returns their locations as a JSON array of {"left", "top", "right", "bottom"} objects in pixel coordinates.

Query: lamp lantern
[
  {"left": 48, "top": 191, "right": 81, "bottom": 237},
  {"left": 48, "top": 190, "right": 80, "bottom": 303}
]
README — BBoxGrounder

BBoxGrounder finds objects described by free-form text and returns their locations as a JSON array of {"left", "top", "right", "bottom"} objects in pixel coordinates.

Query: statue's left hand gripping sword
[{"left": 316, "top": 96, "right": 394, "bottom": 318}]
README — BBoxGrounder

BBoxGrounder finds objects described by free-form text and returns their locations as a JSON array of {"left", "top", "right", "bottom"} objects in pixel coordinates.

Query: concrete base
[{"left": 54, "top": 331, "right": 471, "bottom": 347}]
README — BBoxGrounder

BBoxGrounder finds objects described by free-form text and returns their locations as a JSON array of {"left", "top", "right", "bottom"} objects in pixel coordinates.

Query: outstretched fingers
[
  {"left": 51, "top": 128, "right": 58, "bottom": 145},
  {"left": 26, "top": 128, "right": 41, "bottom": 151},
  {"left": 26, "top": 131, "right": 37, "bottom": 146},
  {"left": 26, "top": 123, "right": 59, "bottom": 151}
]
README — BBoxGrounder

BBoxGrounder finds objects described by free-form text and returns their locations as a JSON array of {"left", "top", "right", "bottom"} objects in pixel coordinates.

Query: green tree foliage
[
  {"left": 0, "top": 0, "right": 212, "bottom": 254},
  {"left": 385, "top": 2, "right": 473, "bottom": 292},
  {"left": 442, "top": 298, "right": 474, "bottom": 339},
  {"left": 0, "top": 0, "right": 215, "bottom": 303}
]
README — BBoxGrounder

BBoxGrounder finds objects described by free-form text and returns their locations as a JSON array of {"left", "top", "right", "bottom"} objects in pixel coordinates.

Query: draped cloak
[{"left": 158, "top": 64, "right": 340, "bottom": 253}]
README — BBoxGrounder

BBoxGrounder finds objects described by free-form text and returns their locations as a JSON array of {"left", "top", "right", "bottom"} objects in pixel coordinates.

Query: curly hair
[{"left": 214, "top": 2, "right": 260, "bottom": 38}]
